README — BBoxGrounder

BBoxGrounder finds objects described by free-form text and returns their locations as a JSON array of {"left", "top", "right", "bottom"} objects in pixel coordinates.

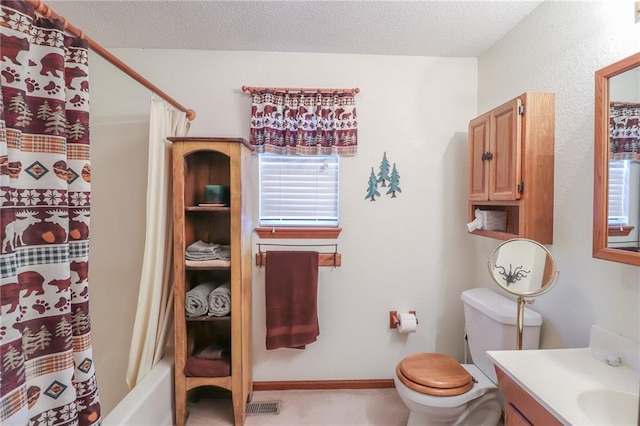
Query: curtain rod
[
  {"left": 26, "top": 0, "right": 196, "bottom": 121},
  {"left": 242, "top": 85, "right": 360, "bottom": 95}
]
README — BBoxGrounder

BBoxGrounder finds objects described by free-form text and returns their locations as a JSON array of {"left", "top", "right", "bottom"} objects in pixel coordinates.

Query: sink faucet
[
  {"left": 605, "top": 355, "right": 622, "bottom": 367},
  {"left": 593, "top": 350, "right": 622, "bottom": 367}
]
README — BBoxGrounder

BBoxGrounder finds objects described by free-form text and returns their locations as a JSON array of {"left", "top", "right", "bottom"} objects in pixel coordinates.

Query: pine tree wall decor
[
  {"left": 365, "top": 152, "right": 401, "bottom": 201},
  {"left": 365, "top": 167, "right": 381, "bottom": 201},
  {"left": 386, "top": 163, "right": 401, "bottom": 198},
  {"left": 377, "top": 152, "right": 390, "bottom": 187}
]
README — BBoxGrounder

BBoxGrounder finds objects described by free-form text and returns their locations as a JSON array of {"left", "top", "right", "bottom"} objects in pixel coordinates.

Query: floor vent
[{"left": 246, "top": 400, "right": 281, "bottom": 416}]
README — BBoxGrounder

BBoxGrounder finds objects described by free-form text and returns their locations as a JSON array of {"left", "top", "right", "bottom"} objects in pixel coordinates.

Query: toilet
[{"left": 394, "top": 287, "right": 542, "bottom": 426}]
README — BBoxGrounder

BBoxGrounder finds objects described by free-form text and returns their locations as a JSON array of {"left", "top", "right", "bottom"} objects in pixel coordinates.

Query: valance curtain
[
  {"left": 249, "top": 90, "right": 358, "bottom": 156},
  {"left": 610, "top": 102, "right": 639, "bottom": 161},
  {"left": 0, "top": 1, "right": 101, "bottom": 424}
]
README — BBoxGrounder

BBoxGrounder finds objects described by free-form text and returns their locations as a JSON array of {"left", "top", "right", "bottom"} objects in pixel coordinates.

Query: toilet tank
[{"left": 461, "top": 288, "right": 542, "bottom": 384}]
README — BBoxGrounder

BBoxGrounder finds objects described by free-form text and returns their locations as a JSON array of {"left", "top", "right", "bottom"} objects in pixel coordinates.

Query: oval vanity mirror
[
  {"left": 593, "top": 52, "right": 640, "bottom": 266},
  {"left": 488, "top": 238, "right": 559, "bottom": 349}
]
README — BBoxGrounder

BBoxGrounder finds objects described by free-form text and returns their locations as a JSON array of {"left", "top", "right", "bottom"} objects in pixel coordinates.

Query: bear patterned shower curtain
[{"left": 0, "top": 1, "right": 101, "bottom": 425}]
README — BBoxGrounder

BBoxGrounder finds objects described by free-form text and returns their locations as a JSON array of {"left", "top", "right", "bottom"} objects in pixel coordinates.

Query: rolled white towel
[
  {"left": 185, "top": 282, "right": 218, "bottom": 317},
  {"left": 208, "top": 282, "right": 231, "bottom": 317}
]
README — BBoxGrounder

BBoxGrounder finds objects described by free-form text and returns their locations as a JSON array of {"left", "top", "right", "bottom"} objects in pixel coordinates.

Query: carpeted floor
[{"left": 186, "top": 388, "right": 409, "bottom": 426}]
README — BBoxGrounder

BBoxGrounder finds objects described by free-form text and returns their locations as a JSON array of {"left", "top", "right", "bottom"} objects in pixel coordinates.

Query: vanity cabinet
[
  {"left": 169, "top": 137, "right": 253, "bottom": 426},
  {"left": 468, "top": 92, "right": 555, "bottom": 244},
  {"left": 495, "top": 366, "right": 562, "bottom": 426}
]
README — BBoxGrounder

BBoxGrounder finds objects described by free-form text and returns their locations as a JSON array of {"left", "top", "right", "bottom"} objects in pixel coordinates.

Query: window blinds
[
  {"left": 259, "top": 154, "right": 339, "bottom": 227},
  {"left": 608, "top": 160, "right": 630, "bottom": 225}
]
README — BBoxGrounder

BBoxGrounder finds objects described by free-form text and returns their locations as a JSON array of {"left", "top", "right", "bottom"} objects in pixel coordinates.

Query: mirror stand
[
  {"left": 488, "top": 238, "right": 559, "bottom": 350},
  {"left": 516, "top": 296, "right": 536, "bottom": 350}
]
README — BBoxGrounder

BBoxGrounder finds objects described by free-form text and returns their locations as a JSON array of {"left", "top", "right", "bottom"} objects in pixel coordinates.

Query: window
[
  {"left": 259, "top": 154, "right": 339, "bottom": 227},
  {"left": 608, "top": 160, "right": 630, "bottom": 225}
]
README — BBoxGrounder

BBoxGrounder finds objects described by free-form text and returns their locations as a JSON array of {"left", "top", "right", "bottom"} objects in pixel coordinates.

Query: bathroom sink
[
  {"left": 577, "top": 389, "right": 639, "bottom": 425},
  {"left": 487, "top": 325, "right": 640, "bottom": 426}
]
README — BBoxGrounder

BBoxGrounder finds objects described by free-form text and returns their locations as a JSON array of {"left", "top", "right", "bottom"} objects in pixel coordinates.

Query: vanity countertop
[{"left": 487, "top": 347, "right": 640, "bottom": 425}]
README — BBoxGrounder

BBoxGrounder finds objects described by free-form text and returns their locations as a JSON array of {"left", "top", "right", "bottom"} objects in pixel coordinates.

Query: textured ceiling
[{"left": 46, "top": 1, "right": 543, "bottom": 57}]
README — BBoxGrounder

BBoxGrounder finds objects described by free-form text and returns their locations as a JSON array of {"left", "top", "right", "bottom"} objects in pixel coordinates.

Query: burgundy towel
[
  {"left": 184, "top": 356, "right": 231, "bottom": 377},
  {"left": 265, "top": 251, "right": 320, "bottom": 350}
]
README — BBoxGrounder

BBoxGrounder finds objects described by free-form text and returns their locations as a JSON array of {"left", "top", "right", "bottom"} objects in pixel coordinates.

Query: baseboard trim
[{"left": 253, "top": 379, "right": 395, "bottom": 391}]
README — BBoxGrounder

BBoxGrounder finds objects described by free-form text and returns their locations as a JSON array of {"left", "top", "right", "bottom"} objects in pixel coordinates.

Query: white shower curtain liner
[{"left": 126, "top": 96, "right": 190, "bottom": 387}]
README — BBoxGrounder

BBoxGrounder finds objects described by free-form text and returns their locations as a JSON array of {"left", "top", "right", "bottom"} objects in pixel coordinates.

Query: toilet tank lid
[{"left": 461, "top": 288, "right": 542, "bottom": 326}]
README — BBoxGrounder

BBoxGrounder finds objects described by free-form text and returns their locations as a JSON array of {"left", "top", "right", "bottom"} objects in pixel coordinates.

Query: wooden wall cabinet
[
  {"left": 468, "top": 92, "right": 555, "bottom": 244},
  {"left": 495, "top": 366, "right": 562, "bottom": 426},
  {"left": 169, "top": 137, "right": 254, "bottom": 426}
]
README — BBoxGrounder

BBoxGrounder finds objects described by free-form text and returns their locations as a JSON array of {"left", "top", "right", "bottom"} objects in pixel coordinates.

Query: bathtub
[{"left": 103, "top": 354, "right": 175, "bottom": 426}]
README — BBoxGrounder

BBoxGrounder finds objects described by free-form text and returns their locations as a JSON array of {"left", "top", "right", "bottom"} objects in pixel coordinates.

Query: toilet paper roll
[{"left": 397, "top": 313, "right": 418, "bottom": 333}]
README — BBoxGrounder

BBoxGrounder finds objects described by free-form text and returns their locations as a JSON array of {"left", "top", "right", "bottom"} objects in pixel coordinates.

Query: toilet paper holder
[{"left": 389, "top": 310, "right": 418, "bottom": 329}]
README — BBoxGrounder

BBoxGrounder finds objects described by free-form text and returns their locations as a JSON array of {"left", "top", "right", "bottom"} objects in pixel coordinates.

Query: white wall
[
  {"left": 476, "top": 1, "right": 640, "bottom": 349},
  {"left": 87, "top": 51, "right": 477, "bottom": 413}
]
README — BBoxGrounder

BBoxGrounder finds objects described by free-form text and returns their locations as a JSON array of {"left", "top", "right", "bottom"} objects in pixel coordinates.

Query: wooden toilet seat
[{"left": 396, "top": 353, "right": 474, "bottom": 396}]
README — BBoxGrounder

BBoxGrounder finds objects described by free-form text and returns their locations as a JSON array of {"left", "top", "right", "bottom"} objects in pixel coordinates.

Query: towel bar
[{"left": 255, "top": 252, "right": 341, "bottom": 267}]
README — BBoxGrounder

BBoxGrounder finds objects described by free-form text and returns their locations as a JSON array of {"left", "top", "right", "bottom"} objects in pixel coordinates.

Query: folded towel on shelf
[
  {"left": 195, "top": 343, "right": 229, "bottom": 360},
  {"left": 184, "top": 356, "right": 230, "bottom": 377},
  {"left": 265, "top": 251, "right": 320, "bottom": 350},
  {"left": 208, "top": 282, "right": 231, "bottom": 317},
  {"left": 185, "top": 252, "right": 222, "bottom": 261},
  {"left": 185, "top": 243, "right": 231, "bottom": 261},
  {"left": 185, "top": 259, "right": 231, "bottom": 268},
  {"left": 216, "top": 245, "right": 231, "bottom": 259},
  {"left": 184, "top": 281, "right": 218, "bottom": 317},
  {"left": 186, "top": 240, "right": 221, "bottom": 254}
]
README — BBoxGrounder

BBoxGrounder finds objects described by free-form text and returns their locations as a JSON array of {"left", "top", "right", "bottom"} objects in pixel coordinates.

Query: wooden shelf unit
[{"left": 169, "top": 137, "right": 253, "bottom": 426}]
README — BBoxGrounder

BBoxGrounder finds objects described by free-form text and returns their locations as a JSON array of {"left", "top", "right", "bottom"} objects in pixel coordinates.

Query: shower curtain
[
  {"left": 126, "top": 97, "right": 190, "bottom": 388},
  {"left": 0, "top": 1, "right": 101, "bottom": 424}
]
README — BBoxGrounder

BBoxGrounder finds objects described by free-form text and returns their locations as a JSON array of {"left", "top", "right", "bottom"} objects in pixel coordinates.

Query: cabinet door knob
[{"left": 481, "top": 152, "right": 493, "bottom": 161}]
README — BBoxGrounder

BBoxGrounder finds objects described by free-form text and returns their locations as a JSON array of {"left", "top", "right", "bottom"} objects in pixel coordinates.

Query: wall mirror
[
  {"left": 488, "top": 238, "right": 559, "bottom": 349},
  {"left": 593, "top": 52, "right": 640, "bottom": 266}
]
